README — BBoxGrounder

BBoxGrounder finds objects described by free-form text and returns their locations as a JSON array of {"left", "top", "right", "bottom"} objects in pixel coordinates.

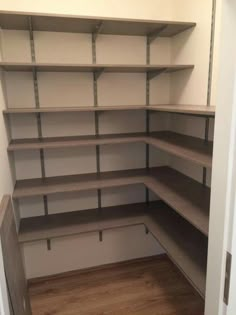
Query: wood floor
[{"left": 29, "top": 255, "right": 204, "bottom": 315}]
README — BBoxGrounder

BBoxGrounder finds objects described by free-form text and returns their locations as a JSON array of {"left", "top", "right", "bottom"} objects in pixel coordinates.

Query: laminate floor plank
[{"left": 29, "top": 255, "right": 204, "bottom": 315}]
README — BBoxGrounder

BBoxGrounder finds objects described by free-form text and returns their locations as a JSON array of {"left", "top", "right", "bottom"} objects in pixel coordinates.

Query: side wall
[{"left": 0, "top": 0, "right": 173, "bottom": 20}]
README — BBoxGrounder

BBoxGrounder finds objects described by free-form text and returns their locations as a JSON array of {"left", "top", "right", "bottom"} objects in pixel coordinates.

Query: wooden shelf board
[
  {"left": 0, "top": 62, "right": 194, "bottom": 73},
  {"left": 0, "top": 11, "right": 196, "bottom": 36},
  {"left": 148, "top": 131, "right": 213, "bottom": 168},
  {"left": 13, "top": 166, "right": 210, "bottom": 235},
  {"left": 147, "top": 167, "right": 210, "bottom": 236},
  {"left": 149, "top": 104, "right": 216, "bottom": 116},
  {"left": 18, "top": 200, "right": 207, "bottom": 297},
  {"left": 13, "top": 168, "right": 148, "bottom": 199},
  {"left": 146, "top": 205, "right": 208, "bottom": 297},
  {"left": 3, "top": 104, "right": 215, "bottom": 116},
  {"left": 3, "top": 105, "right": 145, "bottom": 114},
  {"left": 8, "top": 131, "right": 213, "bottom": 168},
  {"left": 18, "top": 202, "right": 149, "bottom": 243},
  {"left": 8, "top": 133, "right": 146, "bottom": 150}
]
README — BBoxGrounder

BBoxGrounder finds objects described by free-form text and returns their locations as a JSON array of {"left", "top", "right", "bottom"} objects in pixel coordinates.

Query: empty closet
[{"left": 0, "top": 3, "right": 221, "bottom": 314}]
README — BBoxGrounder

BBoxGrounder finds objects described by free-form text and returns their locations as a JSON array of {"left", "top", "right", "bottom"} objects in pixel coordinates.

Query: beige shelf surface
[
  {"left": 18, "top": 202, "right": 148, "bottom": 243},
  {"left": 149, "top": 104, "right": 216, "bottom": 116},
  {"left": 18, "top": 200, "right": 207, "bottom": 297},
  {"left": 8, "top": 131, "right": 213, "bottom": 168},
  {"left": 3, "top": 104, "right": 215, "bottom": 116},
  {"left": 13, "top": 166, "right": 210, "bottom": 235},
  {"left": 0, "top": 62, "right": 194, "bottom": 73},
  {"left": 0, "top": 11, "right": 195, "bottom": 36},
  {"left": 146, "top": 204, "right": 208, "bottom": 298},
  {"left": 9, "top": 133, "right": 146, "bottom": 150}
]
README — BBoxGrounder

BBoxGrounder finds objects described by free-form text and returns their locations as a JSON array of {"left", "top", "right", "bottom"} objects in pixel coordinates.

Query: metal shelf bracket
[{"left": 147, "top": 25, "right": 168, "bottom": 44}]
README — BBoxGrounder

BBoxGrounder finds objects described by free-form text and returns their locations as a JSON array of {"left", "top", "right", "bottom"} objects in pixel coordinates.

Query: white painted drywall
[{"left": 0, "top": 0, "right": 174, "bottom": 21}]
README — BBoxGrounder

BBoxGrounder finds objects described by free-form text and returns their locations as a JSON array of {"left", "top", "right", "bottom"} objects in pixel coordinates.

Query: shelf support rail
[
  {"left": 203, "top": 117, "right": 210, "bottom": 186},
  {"left": 92, "top": 21, "right": 103, "bottom": 64},
  {"left": 92, "top": 25, "right": 103, "bottom": 241},
  {"left": 147, "top": 25, "right": 168, "bottom": 44},
  {"left": 93, "top": 21, "right": 104, "bottom": 41},
  {"left": 146, "top": 25, "right": 168, "bottom": 63},
  {"left": 145, "top": 36, "right": 151, "bottom": 205},
  {"left": 202, "top": 0, "right": 216, "bottom": 186},
  {"left": 147, "top": 68, "right": 167, "bottom": 80},
  {"left": 28, "top": 16, "right": 51, "bottom": 250},
  {"left": 145, "top": 31, "right": 167, "bottom": 207},
  {"left": 0, "top": 28, "right": 21, "bottom": 229}
]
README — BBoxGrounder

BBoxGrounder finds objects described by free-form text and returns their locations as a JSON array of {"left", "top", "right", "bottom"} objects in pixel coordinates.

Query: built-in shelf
[
  {"left": 149, "top": 105, "right": 216, "bottom": 116},
  {"left": 146, "top": 203, "right": 208, "bottom": 298},
  {"left": 1, "top": 11, "right": 211, "bottom": 300},
  {"left": 0, "top": 11, "right": 196, "bottom": 37},
  {"left": 3, "top": 104, "right": 216, "bottom": 116},
  {"left": 18, "top": 202, "right": 149, "bottom": 243},
  {"left": 147, "top": 167, "right": 210, "bottom": 236},
  {"left": 13, "top": 168, "right": 148, "bottom": 198},
  {"left": 149, "top": 132, "right": 212, "bottom": 168},
  {"left": 8, "top": 133, "right": 146, "bottom": 150},
  {"left": 18, "top": 200, "right": 207, "bottom": 297},
  {"left": 8, "top": 131, "right": 213, "bottom": 168},
  {"left": 0, "top": 62, "right": 193, "bottom": 73},
  {"left": 13, "top": 166, "right": 210, "bottom": 235}
]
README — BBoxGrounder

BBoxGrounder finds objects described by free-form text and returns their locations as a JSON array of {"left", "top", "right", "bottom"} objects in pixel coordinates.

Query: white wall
[{"left": 0, "top": 0, "right": 173, "bottom": 20}]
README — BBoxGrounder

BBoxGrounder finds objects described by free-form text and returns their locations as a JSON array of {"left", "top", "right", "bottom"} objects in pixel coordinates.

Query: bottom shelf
[{"left": 18, "top": 201, "right": 207, "bottom": 298}]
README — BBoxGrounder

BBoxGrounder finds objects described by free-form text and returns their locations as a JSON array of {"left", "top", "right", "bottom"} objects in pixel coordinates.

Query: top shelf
[
  {"left": 0, "top": 11, "right": 196, "bottom": 37},
  {"left": 0, "top": 62, "right": 193, "bottom": 73}
]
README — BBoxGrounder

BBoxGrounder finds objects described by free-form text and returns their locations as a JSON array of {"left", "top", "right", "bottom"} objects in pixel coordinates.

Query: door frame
[{"left": 205, "top": 0, "right": 236, "bottom": 314}]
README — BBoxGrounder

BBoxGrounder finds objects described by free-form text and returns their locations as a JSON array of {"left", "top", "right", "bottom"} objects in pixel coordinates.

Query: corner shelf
[
  {"left": 147, "top": 167, "right": 210, "bottom": 236},
  {"left": 13, "top": 166, "right": 210, "bottom": 236},
  {"left": 146, "top": 203, "right": 208, "bottom": 298},
  {"left": 0, "top": 11, "right": 196, "bottom": 37},
  {"left": 8, "top": 131, "right": 213, "bottom": 168},
  {"left": 149, "top": 104, "right": 215, "bottom": 116},
  {"left": 18, "top": 200, "right": 207, "bottom": 298},
  {"left": 149, "top": 132, "right": 212, "bottom": 168}
]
